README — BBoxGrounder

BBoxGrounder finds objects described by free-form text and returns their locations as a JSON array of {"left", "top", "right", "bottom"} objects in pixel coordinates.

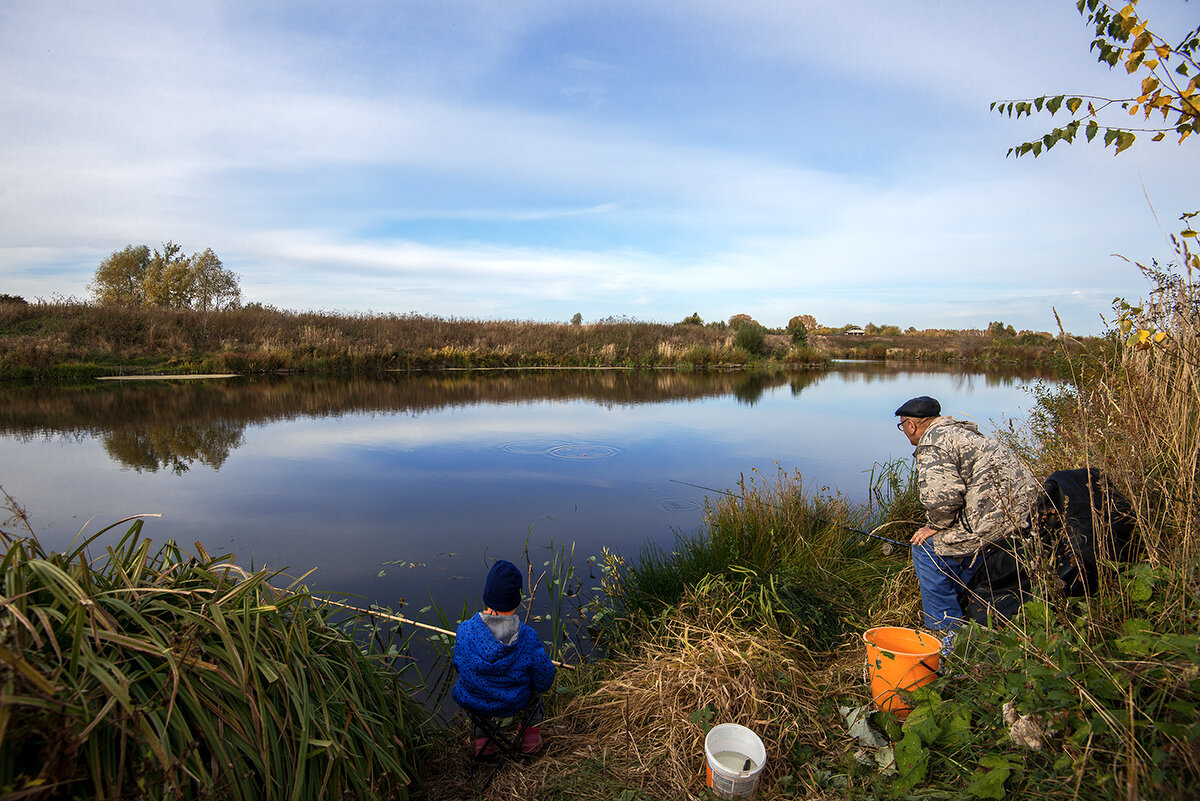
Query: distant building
[{"left": 845, "top": 327, "right": 866, "bottom": 336}]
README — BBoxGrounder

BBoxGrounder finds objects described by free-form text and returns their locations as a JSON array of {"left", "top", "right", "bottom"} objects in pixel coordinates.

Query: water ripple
[
  {"left": 499, "top": 441, "right": 622, "bottom": 460},
  {"left": 659, "top": 497, "right": 701, "bottom": 512},
  {"left": 547, "top": 443, "right": 621, "bottom": 460}
]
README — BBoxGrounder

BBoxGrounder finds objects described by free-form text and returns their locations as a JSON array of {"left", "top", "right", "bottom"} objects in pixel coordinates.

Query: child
[{"left": 452, "top": 559, "right": 557, "bottom": 756}]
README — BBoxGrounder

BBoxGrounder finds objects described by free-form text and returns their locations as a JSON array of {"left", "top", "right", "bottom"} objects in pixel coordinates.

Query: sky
[{"left": 2, "top": 1, "right": 1197, "bottom": 334}]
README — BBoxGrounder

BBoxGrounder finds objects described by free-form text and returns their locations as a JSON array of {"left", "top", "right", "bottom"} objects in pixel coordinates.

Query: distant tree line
[{"left": 89, "top": 242, "right": 241, "bottom": 311}]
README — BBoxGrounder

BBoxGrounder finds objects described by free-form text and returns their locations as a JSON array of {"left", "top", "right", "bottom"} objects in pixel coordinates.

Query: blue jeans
[{"left": 912, "top": 543, "right": 979, "bottom": 634}]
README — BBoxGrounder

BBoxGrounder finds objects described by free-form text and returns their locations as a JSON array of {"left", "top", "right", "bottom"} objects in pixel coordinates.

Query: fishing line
[
  {"left": 321, "top": 598, "right": 577, "bottom": 669},
  {"left": 669, "top": 479, "right": 912, "bottom": 548}
]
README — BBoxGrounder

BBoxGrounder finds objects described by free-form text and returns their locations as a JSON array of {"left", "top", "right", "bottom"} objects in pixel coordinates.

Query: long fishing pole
[
  {"left": 669, "top": 479, "right": 912, "bottom": 548},
  {"left": 320, "top": 598, "right": 577, "bottom": 670}
]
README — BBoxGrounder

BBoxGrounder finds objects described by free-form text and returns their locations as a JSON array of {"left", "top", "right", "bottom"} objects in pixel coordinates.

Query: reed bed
[{"left": 0, "top": 504, "right": 431, "bottom": 801}]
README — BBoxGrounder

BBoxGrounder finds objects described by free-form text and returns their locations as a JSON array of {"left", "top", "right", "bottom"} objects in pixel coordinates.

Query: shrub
[
  {"left": 733, "top": 322, "right": 766, "bottom": 355},
  {"left": 786, "top": 316, "right": 809, "bottom": 345}
]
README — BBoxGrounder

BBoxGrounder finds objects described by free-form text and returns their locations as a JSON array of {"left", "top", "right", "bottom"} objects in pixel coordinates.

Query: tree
[
  {"left": 987, "top": 320, "right": 1018, "bottom": 338},
  {"left": 994, "top": 0, "right": 1199, "bottom": 157},
  {"left": 142, "top": 242, "right": 192, "bottom": 308},
  {"left": 570, "top": 312, "right": 583, "bottom": 326},
  {"left": 728, "top": 313, "right": 758, "bottom": 330},
  {"left": 189, "top": 249, "right": 241, "bottom": 311},
  {"left": 679, "top": 312, "right": 704, "bottom": 325},
  {"left": 89, "top": 244, "right": 151, "bottom": 305},
  {"left": 787, "top": 315, "right": 810, "bottom": 345},
  {"left": 90, "top": 242, "right": 240, "bottom": 310}
]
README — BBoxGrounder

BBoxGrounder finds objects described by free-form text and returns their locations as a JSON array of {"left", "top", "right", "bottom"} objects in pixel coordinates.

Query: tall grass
[
  {"left": 595, "top": 467, "right": 915, "bottom": 655},
  {"left": 0, "top": 500, "right": 431, "bottom": 800},
  {"left": 0, "top": 301, "right": 820, "bottom": 377}
]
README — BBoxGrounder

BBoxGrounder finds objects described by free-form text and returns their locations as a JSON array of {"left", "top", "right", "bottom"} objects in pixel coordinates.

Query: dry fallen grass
[{"left": 419, "top": 580, "right": 877, "bottom": 801}]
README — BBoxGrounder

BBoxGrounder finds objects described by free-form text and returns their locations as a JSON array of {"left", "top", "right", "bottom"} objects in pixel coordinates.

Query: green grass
[
  {"left": 0, "top": 501, "right": 433, "bottom": 800},
  {"left": 594, "top": 467, "right": 915, "bottom": 656}
]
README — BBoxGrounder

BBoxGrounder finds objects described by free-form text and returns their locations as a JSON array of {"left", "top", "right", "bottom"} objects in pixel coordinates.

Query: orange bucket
[{"left": 863, "top": 626, "right": 942, "bottom": 717}]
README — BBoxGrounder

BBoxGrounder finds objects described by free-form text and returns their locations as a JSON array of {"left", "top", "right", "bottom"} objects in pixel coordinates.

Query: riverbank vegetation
[
  {"left": 0, "top": 300, "right": 829, "bottom": 379},
  {"left": 0, "top": 297, "right": 1086, "bottom": 381},
  {"left": 0, "top": 502, "right": 433, "bottom": 800}
]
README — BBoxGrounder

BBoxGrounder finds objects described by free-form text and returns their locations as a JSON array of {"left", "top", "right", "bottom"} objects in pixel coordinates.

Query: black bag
[
  {"left": 961, "top": 468, "right": 1139, "bottom": 625},
  {"left": 961, "top": 537, "right": 1029, "bottom": 626},
  {"left": 1040, "top": 468, "right": 1139, "bottom": 596}
]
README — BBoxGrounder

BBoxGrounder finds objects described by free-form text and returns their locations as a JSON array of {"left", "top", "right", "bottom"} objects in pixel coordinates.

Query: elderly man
[{"left": 895, "top": 396, "right": 1040, "bottom": 639}]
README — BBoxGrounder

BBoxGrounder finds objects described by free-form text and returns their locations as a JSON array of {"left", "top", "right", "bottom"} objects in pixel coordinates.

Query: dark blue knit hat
[{"left": 483, "top": 559, "right": 523, "bottom": 612}]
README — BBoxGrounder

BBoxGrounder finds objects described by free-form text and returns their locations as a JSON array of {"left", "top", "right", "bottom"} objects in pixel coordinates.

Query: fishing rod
[
  {"left": 669, "top": 479, "right": 913, "bottom": 548},
  {"left": 321, "top": 597, "right": 577, "bottom": 670}
]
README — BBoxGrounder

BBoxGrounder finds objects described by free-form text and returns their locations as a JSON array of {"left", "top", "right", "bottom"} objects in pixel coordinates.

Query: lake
[{"left": 0, "top": 363, "right": 1052, "bottom": 640}]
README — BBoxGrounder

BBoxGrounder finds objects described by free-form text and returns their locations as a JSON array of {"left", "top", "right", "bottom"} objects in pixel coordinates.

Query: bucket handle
[{"left": 919, "top": 657, "right": 942, "bottom": 678}]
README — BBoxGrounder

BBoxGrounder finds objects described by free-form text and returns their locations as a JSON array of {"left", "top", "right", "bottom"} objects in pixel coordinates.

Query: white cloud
[{"left": 0, "top": 0, "right": 1196, "bottom": 332}]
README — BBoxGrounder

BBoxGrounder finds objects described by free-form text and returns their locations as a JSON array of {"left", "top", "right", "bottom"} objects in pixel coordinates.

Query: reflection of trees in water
[
  {"left": 0, "top": 370, "right": 822, "bottom": 471},
  {"left": 0, "top": 365, "right": 1039, "bottom": 471},
  {"left": 102, "top": 421, "right": 245, "bottom": 474},
  {"left": 790, "top": 370, "right": 825, "bottom": 397},
  {"left": 830, "top": 361, "right": 1054, "bottom": 389}
]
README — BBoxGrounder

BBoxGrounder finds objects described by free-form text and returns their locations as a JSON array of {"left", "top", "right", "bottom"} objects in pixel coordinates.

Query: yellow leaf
[
  {"left": 1143, "top": 59, "right": 1158, "bottom": 71},
  {"left": 1141, "top": 76, "right": 1159, "bottom": 94},
  {"left": 1153, "top": 331, "right": 1167, "bottom": 344},
  {"left": 1152, "top": 132, "right": 1166, "bottom": 141},
  {"left": 1118, "top": 3, "right": 1135, "bottom": 19},
  {"left": 1129, "top": 104, "right": 1140, "bottom": 115},
  {"left": 1155, "top": 45, "right": 1171, "bottom": 58},
  {"left": 1128, "top": 329, "right": 1152, "bottom": 349}
]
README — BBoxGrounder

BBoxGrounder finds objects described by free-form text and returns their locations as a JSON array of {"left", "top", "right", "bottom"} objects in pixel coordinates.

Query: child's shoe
[
  {"left": 519, "top": 726, "right": 543, "bottom": 755},
  {"left": 473, "top": 736, "right": 498, "bottom": 757}
]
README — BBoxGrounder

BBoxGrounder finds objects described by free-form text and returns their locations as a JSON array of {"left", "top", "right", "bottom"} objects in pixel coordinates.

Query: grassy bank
[
  {"left": 0, "top": 301, "right": 827, "bottom": 379},
  {"left": 0, "top": 300, "right": 1090, "bottom": 380},
  {"left": 813, "top": 329, "right": 1089, "bottom": 369}
]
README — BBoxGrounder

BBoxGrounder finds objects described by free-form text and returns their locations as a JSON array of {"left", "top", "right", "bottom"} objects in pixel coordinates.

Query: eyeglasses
[{"left": 896, "top": 420, "right": 907, "bottom": 431}]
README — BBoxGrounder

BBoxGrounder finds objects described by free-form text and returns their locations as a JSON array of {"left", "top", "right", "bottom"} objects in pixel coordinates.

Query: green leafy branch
[{"left": 994, "top": 0, "right": 1199, "bottom": 157}]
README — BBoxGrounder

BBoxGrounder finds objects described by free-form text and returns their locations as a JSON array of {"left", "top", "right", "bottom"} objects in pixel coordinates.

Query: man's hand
[{"left": 911, "top": 525, "right": 940, "bottom": 546}]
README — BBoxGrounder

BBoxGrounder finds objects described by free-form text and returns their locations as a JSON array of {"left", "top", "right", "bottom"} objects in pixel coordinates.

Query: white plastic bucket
[{"left": 704, "top": 723, "right": 766, "bottom": 799}]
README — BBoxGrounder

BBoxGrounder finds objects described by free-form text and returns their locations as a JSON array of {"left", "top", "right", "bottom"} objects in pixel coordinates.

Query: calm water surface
[{"left": 0, "top": 364, "right": 1053, "bottom": 623}]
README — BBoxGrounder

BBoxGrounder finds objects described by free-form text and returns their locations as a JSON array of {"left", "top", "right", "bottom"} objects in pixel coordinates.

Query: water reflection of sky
[{"left": 0, "top": 367, "right": 1048, "bottom": 623}]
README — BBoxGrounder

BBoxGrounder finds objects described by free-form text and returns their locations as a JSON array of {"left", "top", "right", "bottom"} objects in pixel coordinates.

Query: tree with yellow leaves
[{"left": 993, "top": 0, "right": 1198, "bottom": 157}]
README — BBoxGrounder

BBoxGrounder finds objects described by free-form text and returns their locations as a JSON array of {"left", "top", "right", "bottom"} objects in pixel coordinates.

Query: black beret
[{"left": 894, "top": 396, "right": 941, "bottom": 418}]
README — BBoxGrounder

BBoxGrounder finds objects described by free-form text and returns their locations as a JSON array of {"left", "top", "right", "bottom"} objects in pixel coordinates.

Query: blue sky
[{"left": 2, "top": 1, "right": 1196, "bottom": 334}]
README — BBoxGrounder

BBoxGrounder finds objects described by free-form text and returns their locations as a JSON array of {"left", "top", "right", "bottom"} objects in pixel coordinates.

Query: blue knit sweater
[{"left": 452, "top": 612, "right": 556, "bottom": 716}]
